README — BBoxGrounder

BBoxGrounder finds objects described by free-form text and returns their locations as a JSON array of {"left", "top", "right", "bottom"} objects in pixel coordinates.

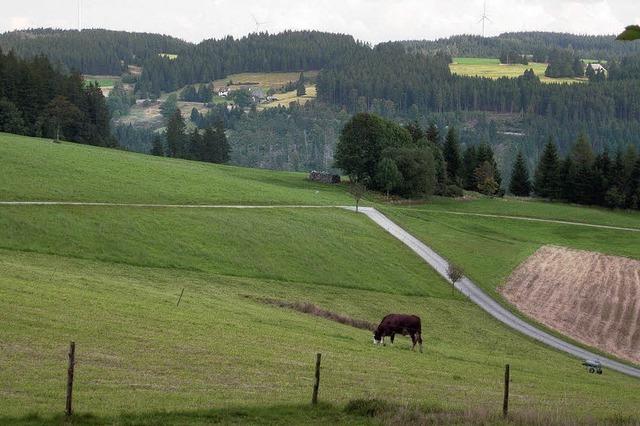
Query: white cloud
[{"left": 0, "top": 0, "right": 635, "bottom": 43}]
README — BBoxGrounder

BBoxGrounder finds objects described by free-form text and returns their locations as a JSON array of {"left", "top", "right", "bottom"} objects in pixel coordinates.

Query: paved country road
[
  {"left": 356, "top": 207, "right": 640, "bottom": 379},
  {"left": 2, "top": 200, "right": 640, "bottom": 378}
]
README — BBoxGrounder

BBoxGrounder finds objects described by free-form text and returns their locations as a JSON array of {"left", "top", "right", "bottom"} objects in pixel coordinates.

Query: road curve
[{"left": 356, "top": 207, "right": 640, "bottom": 379}]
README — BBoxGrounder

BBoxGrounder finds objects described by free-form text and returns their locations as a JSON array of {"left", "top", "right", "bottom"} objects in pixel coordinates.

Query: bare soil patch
[{"left": 501, "top": 245, "right": 640, "bottom": 363}]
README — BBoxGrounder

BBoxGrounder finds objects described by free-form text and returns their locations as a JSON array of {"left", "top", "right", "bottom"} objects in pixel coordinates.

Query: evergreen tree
[
  {"left": 461, "top": 145, "right": 478, "bottom": 190},
  {"left": 160, "top": 94, "right": 178, "bottom": 119},
  {"left": 443, "top": 126, "right": 461, "bottom": 184},
  {"left": 476, "top": 143, "right": 502, "bottom": 188},
  {"left": 571, "top": 134, "right": 595, "bottom": 204},
  {"left": 425, "top": 123, "right": 440, "bottom": 146},
  {"left": 534, "top": 138, "right": 561, "bottom": 198},
  {"left": 188, "top": 128, "right": 203, "bottom": 160},
  {"left": 405, "top": 121, "right": 424, "bottom": 144},
  {"left": 150, "top": 134, "right": 164, "bottom": 156},
  {"left": 296, "top": 72, "right": 306, "bottom": 97},
  {"left": 509, "top": 151, "right": 532, "bottom": 196},
  {"left": 166, "top": 110, "right": 186, "bottom": 157},
  {"left": 560, "top": 156, "right": 576, "bottom": 202},
  {"left": 628, "top": 158, "right": 640, "bottom": 209},
  {"left": 213, "top": 120, "right": 231, "bottom": 163}
]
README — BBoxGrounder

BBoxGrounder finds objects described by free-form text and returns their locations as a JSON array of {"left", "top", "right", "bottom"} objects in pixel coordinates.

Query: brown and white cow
[{"left": 373, "top": 314, "right": 423, "bottom": 352}]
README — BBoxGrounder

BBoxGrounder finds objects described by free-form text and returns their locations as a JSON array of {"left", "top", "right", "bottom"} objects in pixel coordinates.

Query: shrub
[
  {"left": 445, "top": 184, "right": 464, "bottom": 197},
  {"left": 344, "top": 399, "right": 391, "bottom": 417}
]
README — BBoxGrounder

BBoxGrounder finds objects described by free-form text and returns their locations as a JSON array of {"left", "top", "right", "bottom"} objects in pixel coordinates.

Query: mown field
[
  {"left": 2, "top": 133, "right": 640, "bottom": 424},
  {"left": 258, "top": 84, "right": 317, "bottom": 110},
  {"left": 0, "top": 133, "right": 350, "bottom": 205},
  {"left": 450, "top": 57, "right": 585, "bottom": 84},
  {"left": 212, "top": 71, "right": 319, "bottom": 91},
  {"left": 382, "top": 201, "right": 640, "bottom": 300}
]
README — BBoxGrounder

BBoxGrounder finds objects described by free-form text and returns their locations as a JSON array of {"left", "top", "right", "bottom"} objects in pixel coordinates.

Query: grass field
[
  {"left": 450, "top": 58, "right": 585, "bottom": 84},
  {"left": 382, "top": 201, "right": 640, "bottom": 301},
  {"left": 212, "top": 71, "right": 319, "bottom": 91},
  {"left": 258, "top": 85, "right": 317, "bottom": 110},
  {"left": 3, "top": 133, "right": 640, "bottom": 423},
  {"left": 0, "top": 133, "right": 350, "bottom": 205},
  {"left": 83, "top": 75, "right": 120, "bottom": 88}
]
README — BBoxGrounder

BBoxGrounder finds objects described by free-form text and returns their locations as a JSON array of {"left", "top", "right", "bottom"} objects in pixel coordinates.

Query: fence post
[
  {"left": 503, "top": 363, "right": 510, "bottom": 417},
  {"left": 312, "top": 353, "right": 321, "bottom": 405},
  {"left": 66, "top": 342, "right": 76, "bottom": 416}
]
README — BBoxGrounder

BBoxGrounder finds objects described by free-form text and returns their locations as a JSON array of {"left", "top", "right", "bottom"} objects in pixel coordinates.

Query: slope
[{"left": 2, "top": 133, "right": 640, "bottom": 423}]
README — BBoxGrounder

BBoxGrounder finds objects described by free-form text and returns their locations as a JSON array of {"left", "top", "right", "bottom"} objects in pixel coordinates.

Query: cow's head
[{"left": 373, "top": 329, "right": 382, "bottom": 345}]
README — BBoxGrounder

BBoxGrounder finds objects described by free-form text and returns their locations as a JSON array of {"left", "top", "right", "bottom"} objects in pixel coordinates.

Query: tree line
[
  {"left": 402, "top": 32, "right": 640, "bottom": 62},
  {"left": 335, "top": 113, "right": 502, "bottom": 198},
  {"left": 521, "top": 136, "right": 640, "bottom": 209},
  {"left": 0, "top": 28, "right": 189, "bottom": 75},
  {"left": 135, "top": 31, "right": 363, "bottom": 96},
  {"left": 152, "top": 109, "right": 230, "bottom": 164},
  {"left": 0, "top": 49, "right": 114, "bottom": 146}
]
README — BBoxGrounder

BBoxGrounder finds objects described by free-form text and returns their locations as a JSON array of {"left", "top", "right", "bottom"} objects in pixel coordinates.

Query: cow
[{"left": 373, "top": 314, "right": 423, "bottom": 353}]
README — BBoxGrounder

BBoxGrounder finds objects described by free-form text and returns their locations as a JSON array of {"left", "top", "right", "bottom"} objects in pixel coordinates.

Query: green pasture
[
  {"left": 2, "top": 133, "right": 640, "bottom": 423},
  {"left": 450, "top": 57, "right": 585, "bottom": 84}
]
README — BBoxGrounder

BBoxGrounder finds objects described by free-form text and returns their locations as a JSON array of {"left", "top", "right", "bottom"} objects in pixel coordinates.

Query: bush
[
  {"left": 445, "top": 184, "right": 463, "bottom": 197},
  {"left": 344, "top": 399, "right": 391, "bottom": 417}
]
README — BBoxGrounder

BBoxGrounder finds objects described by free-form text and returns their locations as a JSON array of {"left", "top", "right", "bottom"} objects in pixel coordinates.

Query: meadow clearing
[
  {"left": 450, "top": 57, "right": 586, "bottom": 84},
  {"left": 2, "top": 133, "right": 640, "bottom": 424}
]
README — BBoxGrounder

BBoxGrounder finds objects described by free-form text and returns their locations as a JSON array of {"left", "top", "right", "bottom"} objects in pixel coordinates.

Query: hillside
[
  {"left": 402, "top": 32, "right": 640, "bottom": 61},
  {"left": 3, "top": 133, "right": 640, "bottom": 424},
  {"left": 0, "top": 28, "right": 190, "bottom": 75},
  {"left": 4, "top": 28, "right": 640, "bottom": 177}
]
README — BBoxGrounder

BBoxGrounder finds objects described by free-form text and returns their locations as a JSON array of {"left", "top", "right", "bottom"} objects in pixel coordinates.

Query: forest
[
  {"left": 0, "top": 49, "right": 113, "bottom": 146},
  {"left": 0, "top": 28, "right": 189, "bottom": 75},
  {"left": 402, "top": 32, "right": 640, "bottom": 61},
  {"left": 2, "top": 27, "right": 640, "bottom": 204}
]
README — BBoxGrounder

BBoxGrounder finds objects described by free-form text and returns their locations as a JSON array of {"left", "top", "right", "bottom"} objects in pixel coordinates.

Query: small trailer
[{"left": 582, "top": 359, "right": 603, "bottom": 374}]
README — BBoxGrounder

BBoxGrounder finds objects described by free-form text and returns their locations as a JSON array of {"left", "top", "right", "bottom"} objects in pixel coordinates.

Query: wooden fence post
[
  {"left": 312, "top": 353, "right": 321, "bottom": 405},
  {"left": 66, "top": 342, "right": 75, "bottom": 416},
  {"left": 503, "top": 363, "right": 510, "bottom": 417}
]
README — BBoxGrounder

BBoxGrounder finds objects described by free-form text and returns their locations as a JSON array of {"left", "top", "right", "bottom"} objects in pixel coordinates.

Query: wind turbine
[
  {"left": 250, "top": 13, "right": 269, "bottom": 33},
  {"left": 478, "top": 1, "right": 492, "bottom": 38},
  {"left": 78, "top": 0, "right": 82, "bottom": 31}
]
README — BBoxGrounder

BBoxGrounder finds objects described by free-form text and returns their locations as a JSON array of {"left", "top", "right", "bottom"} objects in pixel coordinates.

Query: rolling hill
[{"left": 3, "top": 132, "right": 640, "bottom": 424}]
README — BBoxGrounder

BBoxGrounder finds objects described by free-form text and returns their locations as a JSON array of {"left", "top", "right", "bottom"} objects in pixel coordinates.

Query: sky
[{"left": 1, "top": 0, "right": 638, "bottom": 44}]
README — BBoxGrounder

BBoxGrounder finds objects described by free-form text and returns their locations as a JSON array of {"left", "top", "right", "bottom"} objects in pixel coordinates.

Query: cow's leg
[
  {"left": 417, "top": 333, "right": 423, "bottom": 353},
  {"left": 390, "top": 333, "right": 395, "bottom": 344},
  {"left": 410, "top": 333, "right": 417, "bottom": 351},
  {"left": 381, "top": 335, "right": 385, "bottom": 346}
]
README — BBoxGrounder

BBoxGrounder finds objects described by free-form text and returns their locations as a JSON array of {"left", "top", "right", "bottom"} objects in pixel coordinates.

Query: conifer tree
[
  {"left": 425, "top": 123, "right": 440, "bottom": 146},
  {"left": 509, "top": 151, "right": 531, "bottom": 196},
  {"left": 534, "top": 138, "right": 561, "bottom": 198},
  {"left": 150, "top": 134, "right": 164, "bottom": 156},
  {"left": 443, "top": 126, "right": 461, "bottom": 184},
  {"left": 166, "top": 110, "right": 186, "bottom": 157},
  {"left": 571, "top": 134, "right": 596, "bottom": 204},
  {"left": 461, "top": 145, "right": 478, "bottom": 190}
]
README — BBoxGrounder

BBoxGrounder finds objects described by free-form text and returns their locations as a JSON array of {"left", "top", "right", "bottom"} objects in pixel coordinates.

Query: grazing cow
[{"left": 373, "top": 314, "right": 423, "bottom": 353}]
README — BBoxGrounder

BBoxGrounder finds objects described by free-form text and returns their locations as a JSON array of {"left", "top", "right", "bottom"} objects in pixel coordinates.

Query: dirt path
[{"left": 413, "top": 209, "right": 640, "bottom": 233}]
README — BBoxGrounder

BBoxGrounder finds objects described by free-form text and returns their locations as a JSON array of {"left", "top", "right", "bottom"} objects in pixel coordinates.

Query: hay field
[{"left": 501, "top": 245, "right": 640, "bottom": 364}]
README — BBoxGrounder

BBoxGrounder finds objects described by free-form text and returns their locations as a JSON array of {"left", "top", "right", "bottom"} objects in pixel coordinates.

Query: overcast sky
[{"left": 1, "top": 0, "right": 638, "bottom": 44}]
